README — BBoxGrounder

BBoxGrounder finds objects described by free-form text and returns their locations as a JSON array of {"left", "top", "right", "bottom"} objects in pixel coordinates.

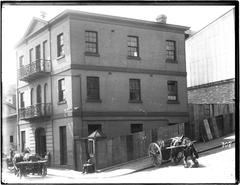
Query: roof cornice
[{"left": 16, "top": 9, "right": 190, "bottom": 48}]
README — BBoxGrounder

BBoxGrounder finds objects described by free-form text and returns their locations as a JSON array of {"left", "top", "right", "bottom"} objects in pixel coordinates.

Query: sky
[{"left": 2, "top": 4, "right": 234, "bottom": 93}]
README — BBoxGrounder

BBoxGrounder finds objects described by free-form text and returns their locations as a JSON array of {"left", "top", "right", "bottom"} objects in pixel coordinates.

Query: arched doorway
[{"left": 35, "top": 127, "right": 46, "bottom": 157}]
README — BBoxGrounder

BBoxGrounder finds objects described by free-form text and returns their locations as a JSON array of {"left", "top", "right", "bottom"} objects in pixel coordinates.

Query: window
[
  {"left": 10, "top": 135, "right": 13, "bottom": 143},
  {"left": 127, "top": 36, "right": 139, "bottom": 57},
  {"left": 43, "top": 40, "right": 48, "bottom": 60},
  {"left": 88, "top": 124, "right": 102, "bottom": 135},
  {"left": 37, "top": 85, "right": 41, "bottom": 104},
  {"left": 21, "top": 131, "right": 26, "bottom": 152},
  {"left": 87, "top": 77, "right": 100, "bottom": 101},
  {"left": 57, "top": 33, "right": 64, "bottom": 57},
  {"left": 129, "top": 79, "right": 141, "bottom": 102},
  {"left": 29, "top": 48, "right": 34, "bottom": 63},
  {"left": 85, "top": 31, "right": 98, "bottom": 54},
  {"left": 167, "top": 81, "right": 178, "bottom": 102},
  {"left": 59, "top": 126, "right": 67, "bottom": 165},
  {"left": 20, "top": 92, "right": 25, "bottom": 108},
  {"left": 19, "top": 56, "right": 24, "bottom": 67},
  {"left": 58, "top": 79, "right": 65, "bottom": 103},
  {"left": 166, "top": 40, "right": 176, "bottom": 61},
  {"left": 44, "top": 83, "right": 48, "bottom": 103},
  {"left": 131, "top": 124, "right": 143, "bottom": 133},
  {"left": 35, "top": 45, "right": 41, "bottom": 61},
  {"left": 30, "top": 88, "right": 34, "bottom": 105}
]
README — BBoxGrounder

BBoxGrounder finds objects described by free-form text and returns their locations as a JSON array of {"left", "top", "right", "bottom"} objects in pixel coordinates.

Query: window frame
[
  {"left": 58, "top": 78, "right": 66, "bottom": 103},
  {"left": 20, "top": 92, "right": 25, "bottom": 108},
  {"left": 29, "top": 48, "right": 34, "bottom": 63},
  {"left": 127, "top": 35, "right": 140, "bottom": 59},
  {"left": 166, "top": 40, "right": 177, "bottom": 63},
  {"left": 57, "top": 33, "right": 64, "bottom": 58},
  {"left": 129, "top": 79, "right": 142, "bottom": 103},
  {"left": 19, "top": 55, "right": 24, "bottom": 67},
  {"left": 167, "top": 80, "right": 179, "bottom": 103},
  {"left": 86, "top": 76, "right": 101, "bottom": 102},
  {"left": 85, "top": 31, "right": 99, "bottom": 55}
]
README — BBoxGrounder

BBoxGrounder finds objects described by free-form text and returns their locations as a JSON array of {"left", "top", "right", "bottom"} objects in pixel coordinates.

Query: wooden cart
[
  {"left": 148, "top": 136, "right": 195, "bottom": 167},
  {"left": 15, "top": 160, "right": 48, "bottom": 178}
]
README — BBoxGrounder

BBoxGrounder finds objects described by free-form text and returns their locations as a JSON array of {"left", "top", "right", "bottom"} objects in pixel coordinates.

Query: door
[
  {"left": 59, "top": 126, "right": 67, "bottom": 165},
  {"left": 35, "top": 128, "right": 46, "bottom": 157},
  {"left": 21, "top": 131, "right": 26, "bottom": 152}
]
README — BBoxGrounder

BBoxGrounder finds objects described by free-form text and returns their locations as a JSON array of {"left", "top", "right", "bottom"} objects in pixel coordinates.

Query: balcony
[
  {"left": 19, "top": 103, "right": 51, "bottom": 120},
  {"left": 18, "top": 59, "right": 51, "bottom": 82}
]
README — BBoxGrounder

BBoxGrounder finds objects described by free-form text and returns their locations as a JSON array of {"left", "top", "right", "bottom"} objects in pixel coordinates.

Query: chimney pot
[{"left": 156, "top": 14, "right": 167, "bottom": 24}]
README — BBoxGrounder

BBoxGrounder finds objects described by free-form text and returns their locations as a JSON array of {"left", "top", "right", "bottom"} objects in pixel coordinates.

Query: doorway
[{"left": 35, "top": 127, "right": 46, "bottom": 157}]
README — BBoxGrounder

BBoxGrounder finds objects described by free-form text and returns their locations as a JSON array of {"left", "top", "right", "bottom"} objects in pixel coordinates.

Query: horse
[{"left": 179, "top": 136, "right": 199, "bottom": 168}]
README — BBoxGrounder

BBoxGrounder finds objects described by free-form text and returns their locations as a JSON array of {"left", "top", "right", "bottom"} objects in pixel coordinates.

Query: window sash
[
  {"left": 167, "top": 81, "right": 178, "bottom": 101},
  {"left": 29, "top": 49, "right": 33, "bottom": 63},
  {"left": 166, "top": 40, "right": 176, "bottom": 60},
  {"left": 57, "top": 33, "right": 64, "bottom": 57},
  {"left": 87, "top": 77, "right": 100, "bottom": 100},
  {"left": 128, "top": 36, "right": 139, "bottom": 57},
  {"left": 85, "top": 31, "right": 98, "bottom": 53},
  {"left": 129, "top": 79, "right": 141, "bottom": 101},
  {"left": 58, "top": 79, "right": 65, "bottom": 102}
]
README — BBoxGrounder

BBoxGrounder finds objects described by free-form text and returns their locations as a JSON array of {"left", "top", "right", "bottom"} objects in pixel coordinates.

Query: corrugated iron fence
[
  {"left": 185, "top": 103, "right": 235, "bottom": 142},
  {"left": 75, "top": 123, "right": 184, "bottom": 171}
]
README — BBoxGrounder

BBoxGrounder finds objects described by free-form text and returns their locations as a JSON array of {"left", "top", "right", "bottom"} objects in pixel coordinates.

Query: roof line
[{"left": 186, "top": 7, "right": 234, "bottom": 40}]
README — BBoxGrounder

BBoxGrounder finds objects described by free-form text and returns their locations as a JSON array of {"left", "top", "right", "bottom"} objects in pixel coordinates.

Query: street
[{"left": 2, "top": 143, "right": 235, "bottom": 183}]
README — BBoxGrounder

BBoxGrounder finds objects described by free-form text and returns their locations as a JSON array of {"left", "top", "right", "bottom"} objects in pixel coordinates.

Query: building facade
[
  {"left": 186, "top": 8, "right": 235, "bottom": 104},
  {"left": 16, "top": 10, "right": 189, "bottom": 169},
  {"left": 2, "top": 94, "right": 17, "bottom": 155}
]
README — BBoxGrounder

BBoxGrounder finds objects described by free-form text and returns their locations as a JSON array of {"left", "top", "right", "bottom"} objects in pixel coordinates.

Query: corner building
[{"left": 16, "top": 10, "right": 189, "bottom": 169}]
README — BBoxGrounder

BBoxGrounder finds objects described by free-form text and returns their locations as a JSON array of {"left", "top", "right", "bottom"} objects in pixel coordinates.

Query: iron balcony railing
[
  {"left": 18, "top": 59, "right": 51, "bottom": 82},
  {"left": 19, "top": 103, "right": 51, "bottom": 120}
]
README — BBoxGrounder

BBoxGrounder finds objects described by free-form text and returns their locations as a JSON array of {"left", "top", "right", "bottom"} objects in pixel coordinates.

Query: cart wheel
[
  {"left": 148, "top": 143, "right": 162, "bottom": 167},
  {"left": 173, "top": 151, "right": 183, "bottom": 164}
]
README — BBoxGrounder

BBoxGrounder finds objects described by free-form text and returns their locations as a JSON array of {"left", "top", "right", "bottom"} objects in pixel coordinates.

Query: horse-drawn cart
[
  {"left": 148, "top": 136, "right": 199, "bottom": 167},
  {"left": 15, "top": 160, "right": 48, "bottom": 178}
]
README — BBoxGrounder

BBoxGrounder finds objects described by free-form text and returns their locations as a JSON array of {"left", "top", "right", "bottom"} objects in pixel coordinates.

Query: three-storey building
[{"left": 16, "top": 10, "right": 189, "bottom": 169}]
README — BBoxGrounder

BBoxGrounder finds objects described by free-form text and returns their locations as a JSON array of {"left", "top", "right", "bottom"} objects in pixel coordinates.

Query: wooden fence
[
  {"left": 185, "top": 103, "right": 235, "bottom": 141},
  {"left": 75, "top": 123, "right": 184, "bottom": 171}
]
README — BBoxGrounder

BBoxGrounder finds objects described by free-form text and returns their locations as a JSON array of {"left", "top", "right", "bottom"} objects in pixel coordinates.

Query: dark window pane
[
  {"left": 87, "top": 77, "right": 100, "bottom": 100},
  {"left": 131, "top": 124, "right": 143, "bottom": 133},
  {"left": 167, "top": 81, "right": 178, "bottom": 101},
  {"left": 58, "top": 79, "right": 65, "bottom": 102},
  {"left": 129, "top": 79, "right": 141, "bottom": 101}
]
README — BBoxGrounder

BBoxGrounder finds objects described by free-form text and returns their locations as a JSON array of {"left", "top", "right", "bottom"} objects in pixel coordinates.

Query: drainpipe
[{"left": 48, "top": 25, "right": 55, "bottom": 166}]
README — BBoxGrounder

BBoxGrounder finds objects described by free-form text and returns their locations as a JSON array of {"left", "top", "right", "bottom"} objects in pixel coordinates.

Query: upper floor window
[
  {"left": 127, "top": 36, "right": 139, "bottom": 58},
  {"left": 30, "top": 88, "right": 34, "bottom": 105},
  {"left": 166, "top": 40, "right": 176, "bottom": 61},
  {"left": 29, "top": 48, "right": 34, "bottom": 63},
  {"left": 20, "top": 92, "right": 25, "bottom": 108},
  {"left": 87, "top": 76, "right": 100, "bottom": 101},
  {"left": 19, "top": 55, "right": 24, "bottom": 67},
  {"left": 43, "top": 40, "right": 48, "bottom": 60},
  {"left": 35, "top": 44, "right": 41, "bottom": 61},
  {"left": 129, "top": 79, "right": 141, "bottom": 102},
  {"left": 85, "top": 31, "right": 98, "bottom": 54},
  {"left": 57, "top": 33, "right": 64, "bottom": 57},
  {"left": 10, "top": 135, "right": 13, "bottom": 143},
  {"left": 167, "top": 81, "right": 178, "bottom": 102},
  {"left": 58, "top": 78, "right": 66, "bottom": 103}
]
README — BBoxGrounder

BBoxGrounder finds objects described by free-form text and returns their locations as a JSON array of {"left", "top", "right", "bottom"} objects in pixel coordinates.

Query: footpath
[{"left": 47, "top": 133, "right": 235, "bottom": 179}]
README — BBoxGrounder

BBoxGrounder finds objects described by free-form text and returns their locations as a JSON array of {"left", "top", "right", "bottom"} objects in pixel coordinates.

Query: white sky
[{"left": 2, "top": 4, "right": 234, "bottom": 93}]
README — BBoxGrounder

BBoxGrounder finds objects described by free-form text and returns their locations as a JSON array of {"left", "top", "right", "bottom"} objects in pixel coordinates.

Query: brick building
[
  {"left": 16, "top": 10, "right": 189, "bottom": 169},
  {"left": 186, "top": 8, "right": 235, "bottom": 104}
]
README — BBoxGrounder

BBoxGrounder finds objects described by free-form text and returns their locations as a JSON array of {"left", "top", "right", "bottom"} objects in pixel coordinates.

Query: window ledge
[
  {"left": 166, "top": 58, "right": 177, "bottom": 63},
  {"left": 84, "top": 52, "right": 100, "bottom": 57},
  {"left": 128, "top": 100, "right": 143, "bottom": 103},
  {"left": 127, "top": 56, "right": 141, "bottom": 60},
  {"left": 58, "top": 100, "right": 67, "bottom": 105},
  {"left": 167, "top": 100, "right": 180, "bottom": 104},
  {"left": 57, "top": 55, "right": 65, "bottom": 60},
  {"left": 86, "top": 99, "right": 102, "bottom": 103}
]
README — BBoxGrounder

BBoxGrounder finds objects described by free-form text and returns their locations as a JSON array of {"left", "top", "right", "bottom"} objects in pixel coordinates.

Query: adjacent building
[
  {"left": 2, "top": 93, "right": 17, "bottom": 155},
  {"left": 16, "top": 10, "right": 189, "bottom": 169},
  {"left": 186, "top": 8, "right": 235, "bottom": 104}
]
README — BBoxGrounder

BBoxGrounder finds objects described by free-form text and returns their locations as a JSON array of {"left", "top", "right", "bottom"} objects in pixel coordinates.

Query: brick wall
[{"left": 187, "top": 79, "right": 235, "bottom": 104}]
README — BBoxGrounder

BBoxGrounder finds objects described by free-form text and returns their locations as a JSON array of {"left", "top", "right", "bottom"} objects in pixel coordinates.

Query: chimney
[{"left": 156, "top": 14, "right": 167, "bottom": 24}]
